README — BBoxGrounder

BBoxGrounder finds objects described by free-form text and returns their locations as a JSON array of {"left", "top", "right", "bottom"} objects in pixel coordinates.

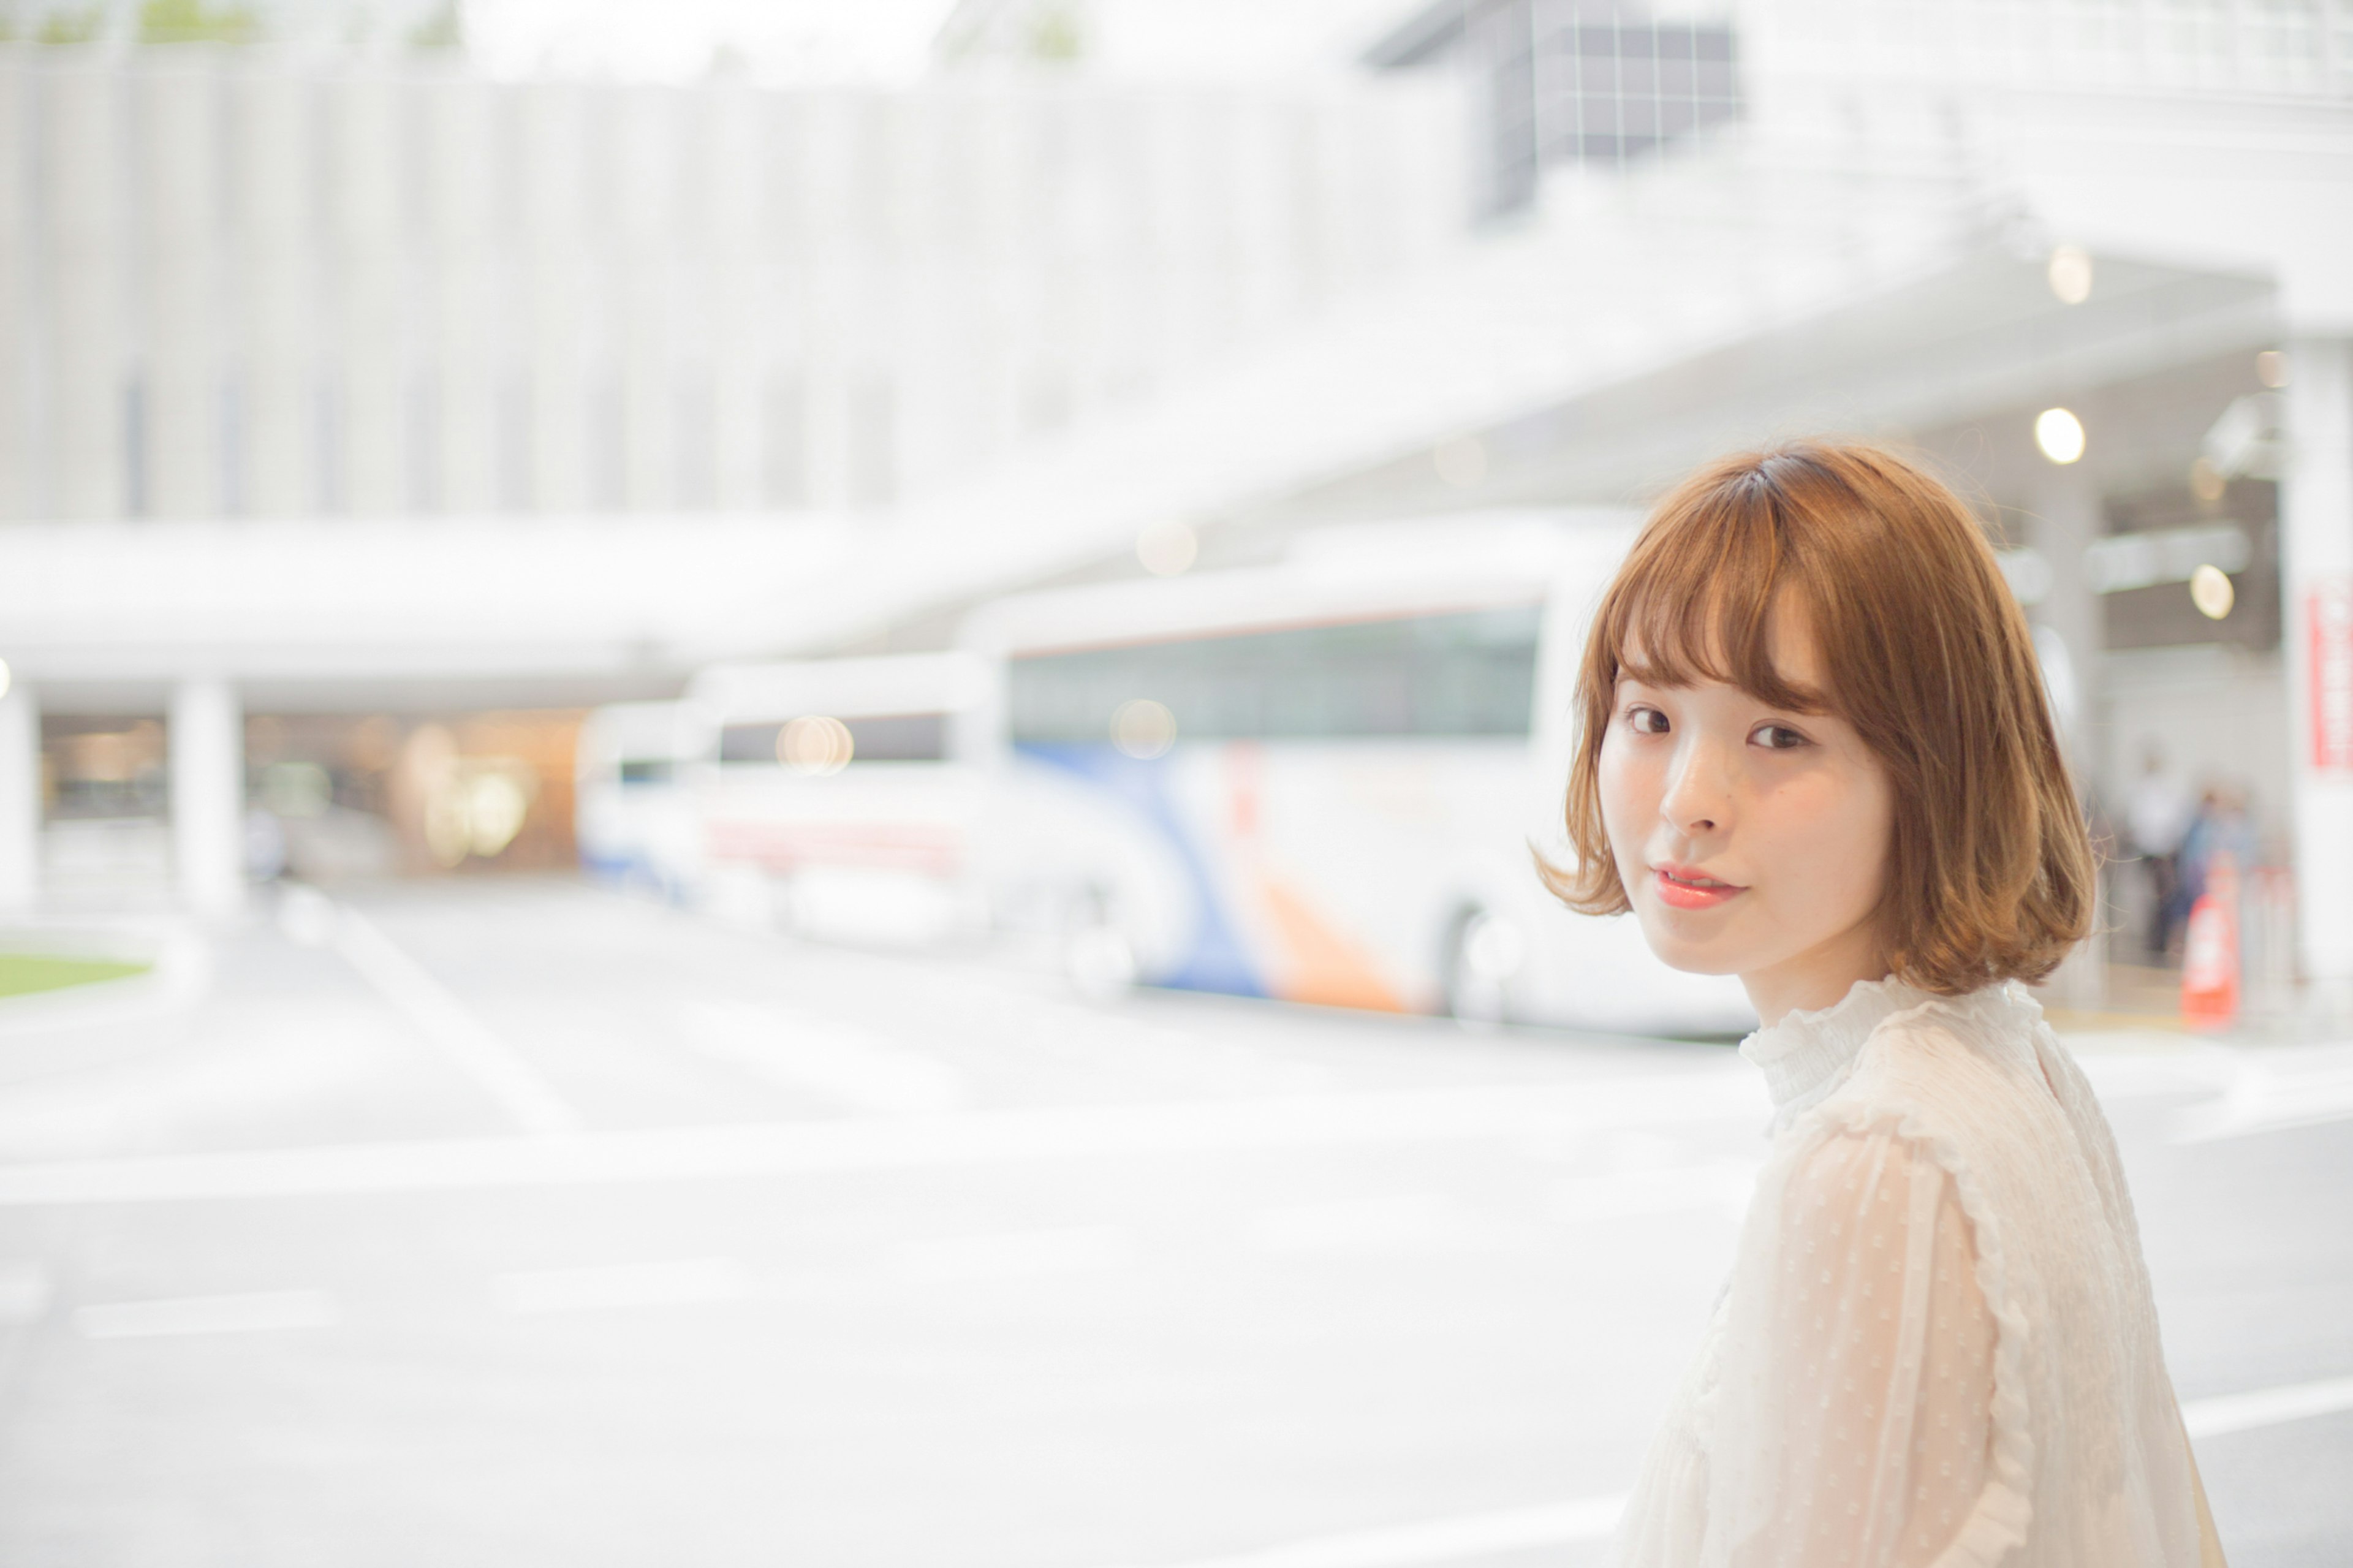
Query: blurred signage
[{"left": 2311, "top": 580, "right": 2353, "bottom": 773}]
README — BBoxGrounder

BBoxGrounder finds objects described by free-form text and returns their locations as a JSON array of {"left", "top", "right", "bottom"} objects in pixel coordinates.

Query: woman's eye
[
  {"left": 1627, "top": 707, "right": 1669, "bottom": 735},
  {"left": 1753, "top": 724, "right": 1807, "bottom": 750}
]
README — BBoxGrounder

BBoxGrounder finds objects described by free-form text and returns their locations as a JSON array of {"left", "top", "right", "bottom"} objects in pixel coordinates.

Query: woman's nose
[{"left": 1661, "top": 737, "right": 1732, "bottom": 835}]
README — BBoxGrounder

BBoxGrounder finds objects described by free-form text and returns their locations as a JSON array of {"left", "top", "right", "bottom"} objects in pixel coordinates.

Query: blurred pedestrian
[
  {"left": 2128, "top": 743, "right": 2193, "bottom": 960},
  {"left": 243, "top": 807, "right": 287, "bottom": 884},
  {"left": 1545, "top": 442, "right": 2224, "bottom": 1566},
  {"left": 2175, "top": 783, "right": 2258, "bottom": 933}
]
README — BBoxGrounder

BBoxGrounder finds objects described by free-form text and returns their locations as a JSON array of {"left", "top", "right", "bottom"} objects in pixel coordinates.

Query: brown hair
[{"left": 1544, "top": 440, "right": 2094, "bottom": 993}]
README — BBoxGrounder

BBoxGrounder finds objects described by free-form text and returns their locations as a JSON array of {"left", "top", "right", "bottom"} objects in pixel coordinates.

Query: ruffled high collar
[{"left": 1739, "top": 973, "right": 1939, "bottom": 1127}]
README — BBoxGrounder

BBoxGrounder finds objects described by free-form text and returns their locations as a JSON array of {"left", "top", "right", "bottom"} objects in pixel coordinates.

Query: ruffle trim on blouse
[
  {"left": 1814, "top": 1084, "right": 2037, "bottom": 1567},
  {"left": 1745, "top": 979, "right": 2050, "bottom": 1135},
  {"left": 1742, "top": 973, "right": 1938, "bottom": 1132}
]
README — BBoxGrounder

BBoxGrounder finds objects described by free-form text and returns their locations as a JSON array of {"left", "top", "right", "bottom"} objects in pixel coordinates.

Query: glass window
[
  {"left": 842, "top": 713, "right": 949, "bottom": 762},
  {"left": 1010, "top": 604, "right": 1542, "bottom": 744},
  {"left": 718, "top": 713, "right": 949, "bottom": 765}
]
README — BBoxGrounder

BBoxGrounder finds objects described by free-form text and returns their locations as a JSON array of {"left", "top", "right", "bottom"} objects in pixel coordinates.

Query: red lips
[{"left": 1651, "top": 863, "right": 1746, "bottom": 911}]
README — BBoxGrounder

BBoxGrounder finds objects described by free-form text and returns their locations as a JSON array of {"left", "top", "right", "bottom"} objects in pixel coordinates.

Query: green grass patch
[{"left": 0, "top": 953, "right": 151, "bottom": 999}]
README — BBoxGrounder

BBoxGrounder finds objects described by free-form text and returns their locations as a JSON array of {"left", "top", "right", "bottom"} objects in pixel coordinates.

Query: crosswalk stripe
[
  {"left": 332, "top": 904, "right": 585, "bottom": 1138},
  {"left": 2182, "top": 1374, "right": 2353, "bottom": 1437}
]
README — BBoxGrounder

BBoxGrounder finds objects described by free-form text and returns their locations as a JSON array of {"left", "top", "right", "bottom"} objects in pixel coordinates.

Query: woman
[{"left": 1546, "top": 443, "right": 2226, "bottom": 1566}]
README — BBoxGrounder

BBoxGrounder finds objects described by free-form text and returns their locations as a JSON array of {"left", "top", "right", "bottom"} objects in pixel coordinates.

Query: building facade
[
  {"left": 0, "top": 51, "right": 1464, "bottom": 523},
  {"left": 0, "top": 45, "right": 1467, "bottom": 909}
]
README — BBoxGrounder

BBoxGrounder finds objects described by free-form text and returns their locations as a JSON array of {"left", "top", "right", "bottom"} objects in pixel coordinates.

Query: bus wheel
[
  {"left": 1444, "top": 908, "right": 1524, "bottom": 1028},
  {"left": 1063, "top": 887, "right": 1137, "bottom": 1002}
]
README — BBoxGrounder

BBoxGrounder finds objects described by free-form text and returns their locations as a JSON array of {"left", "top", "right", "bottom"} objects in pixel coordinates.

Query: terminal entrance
[{"left": 32, "top": 710, "right": 586, "bottom": 911}]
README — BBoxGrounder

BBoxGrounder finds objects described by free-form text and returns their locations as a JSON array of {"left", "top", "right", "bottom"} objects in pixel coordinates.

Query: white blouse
[{"left": 1612, "top": 975, "right": 2203, "bottom": 1567}]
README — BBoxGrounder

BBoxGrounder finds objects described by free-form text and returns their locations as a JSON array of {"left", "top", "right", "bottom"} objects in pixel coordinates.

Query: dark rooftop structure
[{"left": 1365, "top": 0, "right": 1742, "bottom": 218}]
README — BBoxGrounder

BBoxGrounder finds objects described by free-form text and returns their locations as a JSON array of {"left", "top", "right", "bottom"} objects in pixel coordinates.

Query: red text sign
[{"left": 2313, "top": 579, "right": 2353, "bottom": 773}]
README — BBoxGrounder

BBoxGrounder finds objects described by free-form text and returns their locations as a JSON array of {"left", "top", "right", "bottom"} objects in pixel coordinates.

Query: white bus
[
  {"left": 957, "top": 514, "right": 1754, "bottom": 1036},
  {"left": 577, "top": 654, "right": 991, "bottom": 943},
  {"left": 575, "top": 701, "right": 702, "bottom": 898}
]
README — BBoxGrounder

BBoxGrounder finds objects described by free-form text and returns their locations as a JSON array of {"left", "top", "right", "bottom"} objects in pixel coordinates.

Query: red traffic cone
[{"left": 2181, "top": 854, "right": 2240, "bottom": 1032}]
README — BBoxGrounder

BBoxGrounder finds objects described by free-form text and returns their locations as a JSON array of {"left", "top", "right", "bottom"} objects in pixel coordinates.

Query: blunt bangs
[{"left": 1601, "top": 475, "right": 1833, "bottom": 719}]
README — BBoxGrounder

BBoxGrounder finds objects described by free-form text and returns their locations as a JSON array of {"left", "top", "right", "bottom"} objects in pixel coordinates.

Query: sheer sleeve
[{"left": 1708, "top": 1126, "right": 1999, "bottom": 1568}]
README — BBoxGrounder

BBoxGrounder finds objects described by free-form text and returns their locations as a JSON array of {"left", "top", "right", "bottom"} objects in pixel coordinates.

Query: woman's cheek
[
  {"left": 1852, "top": 776, "right": 1898, "bottom": 918},
  {"left": 1784, "top": 773, "right": 1889, "bottom": 918},
  {"left": 1595, "top": 739, "right": 1647, "bottom": 863}
]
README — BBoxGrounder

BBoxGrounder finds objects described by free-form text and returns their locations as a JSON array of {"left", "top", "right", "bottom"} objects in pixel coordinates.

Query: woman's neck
[{"left": 1741, "top": 921, "right": 1891, "bottom": 1029}]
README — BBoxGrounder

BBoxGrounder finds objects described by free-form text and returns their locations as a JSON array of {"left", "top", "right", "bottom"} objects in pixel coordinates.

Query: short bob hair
[{"left": 1545, "top": 440, "right": 2094, "bottom": 994}]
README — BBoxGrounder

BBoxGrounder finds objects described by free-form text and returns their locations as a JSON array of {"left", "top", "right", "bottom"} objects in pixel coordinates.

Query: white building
[
  {"left": 0, "top": 42, "right": 1465, "bottom": 907},
  {"left": 2, "top": 0, "right": 2351, "bottom": 1024}
]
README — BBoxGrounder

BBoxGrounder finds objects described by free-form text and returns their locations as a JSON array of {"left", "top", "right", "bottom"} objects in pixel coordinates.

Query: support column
[
  {"left": 0, "top": 675, "right": 38, "bottom": 913},
  {"left": 2028, "top": 464, "right": 2106, "bottom": 1010},
  {"left": 2027, "top": 468, "right": 2102, "bottom": 769},
  {"left": 2280, "top": 337, "right": 2353, "bottom": 1019},
  {"left": 171, "top": 677, "right": 244, "bottom": 918}
]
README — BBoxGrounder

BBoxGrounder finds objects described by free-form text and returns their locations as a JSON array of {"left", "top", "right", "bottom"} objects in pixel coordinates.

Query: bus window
[
  {"left": 1008, "top": 604, "right": 1542, "bottom": 744},
  {"left": 719, "top": 725, "right": 778, "bottom": 763},
  {"left": 719, "top": 713, "right": 950, "bottom": 765},
  {"left": 842, "top": 714, "right": 950, "bottom": 761},
  {"left": 616, "top": 759, "right": 675, "bottom": 786}
]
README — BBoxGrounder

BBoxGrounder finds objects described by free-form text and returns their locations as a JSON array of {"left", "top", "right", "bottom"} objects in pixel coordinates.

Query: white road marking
[
  {"left": 2182, "top": 1375, "right": 2353, "bottom": 1437},
  {"left": 675, "top": 999, "right": 964, "bottom": 1115},
  {"left": 0, "top": 1072, "right": 1763, "bottom": 1207},
  {"left": 1109, "top": 1496, "right": 1625, "bottom": 1568},
  {"left": 493, "top": 1257, "right": 754, "bottom": 1315},
  {"left": 76, "top": 1288, "right": 337, "bottom": 1339},
  {"left": 890, "top": 1225, "right": 1134, "bottom": 1282},
  {"left": 330, "top": 904, "right": 585, "bottom": 1138},
  {"left": 2173, "top": 1042, "right": 2353, "bottom": 1142}
]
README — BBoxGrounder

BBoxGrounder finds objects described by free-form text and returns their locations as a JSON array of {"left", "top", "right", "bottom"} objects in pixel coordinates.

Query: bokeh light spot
[
  {"left": 2047, "top": 245, "right": 2093, "bottom": 305},
  {"left": 779, "top": 715, "right": 854, "bottom": 775},
  {"left": 1110, "top": 699, "right": 1176, "bottom": 760},
  {"left": 1135, "top": 521, "right": 1198, "bottom": 577},
  {"left": 2034, "top": 407, "right": 2086, "bottom": 465},
  {"left": 2190, "top": 564, "right": 2235, "bottom": 621},
  {"left": 2189, "top": 456, "right": 2227, "bottom": 502}
]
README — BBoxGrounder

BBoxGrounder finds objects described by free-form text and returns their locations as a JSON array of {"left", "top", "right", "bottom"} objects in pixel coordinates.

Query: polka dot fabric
[{"left": 1610, "top": 977, "right": 2206, "bottom": 1568}]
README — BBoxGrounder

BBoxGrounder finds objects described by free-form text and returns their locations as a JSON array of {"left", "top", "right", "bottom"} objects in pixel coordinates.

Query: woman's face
[{"left": 1596, "top": 600, "right": 1895, "bottom": 1023}]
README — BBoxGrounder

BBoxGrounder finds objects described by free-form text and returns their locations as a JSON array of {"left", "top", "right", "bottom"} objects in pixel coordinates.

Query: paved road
[{"left": 0, "top": 880, "right": 2343, "bottom": 1567}]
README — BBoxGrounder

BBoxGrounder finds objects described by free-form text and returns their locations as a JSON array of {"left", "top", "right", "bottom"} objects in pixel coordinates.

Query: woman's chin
[{"left": 1633, "top": 912, "right": 1749, "bottom": 977}]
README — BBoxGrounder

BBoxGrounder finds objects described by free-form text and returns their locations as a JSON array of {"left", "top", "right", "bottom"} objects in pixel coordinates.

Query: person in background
[
  {"left": 2176, "top": 784, "right": 2259, "bottom": 928},
  {"left": 2128, "top": 743, "right": 2194, "bottom": 961}
]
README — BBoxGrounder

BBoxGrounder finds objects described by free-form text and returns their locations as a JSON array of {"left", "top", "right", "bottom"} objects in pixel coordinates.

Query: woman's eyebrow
[{"left": 1768, "top": 681, "right": 1836, "bottom": 713}]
